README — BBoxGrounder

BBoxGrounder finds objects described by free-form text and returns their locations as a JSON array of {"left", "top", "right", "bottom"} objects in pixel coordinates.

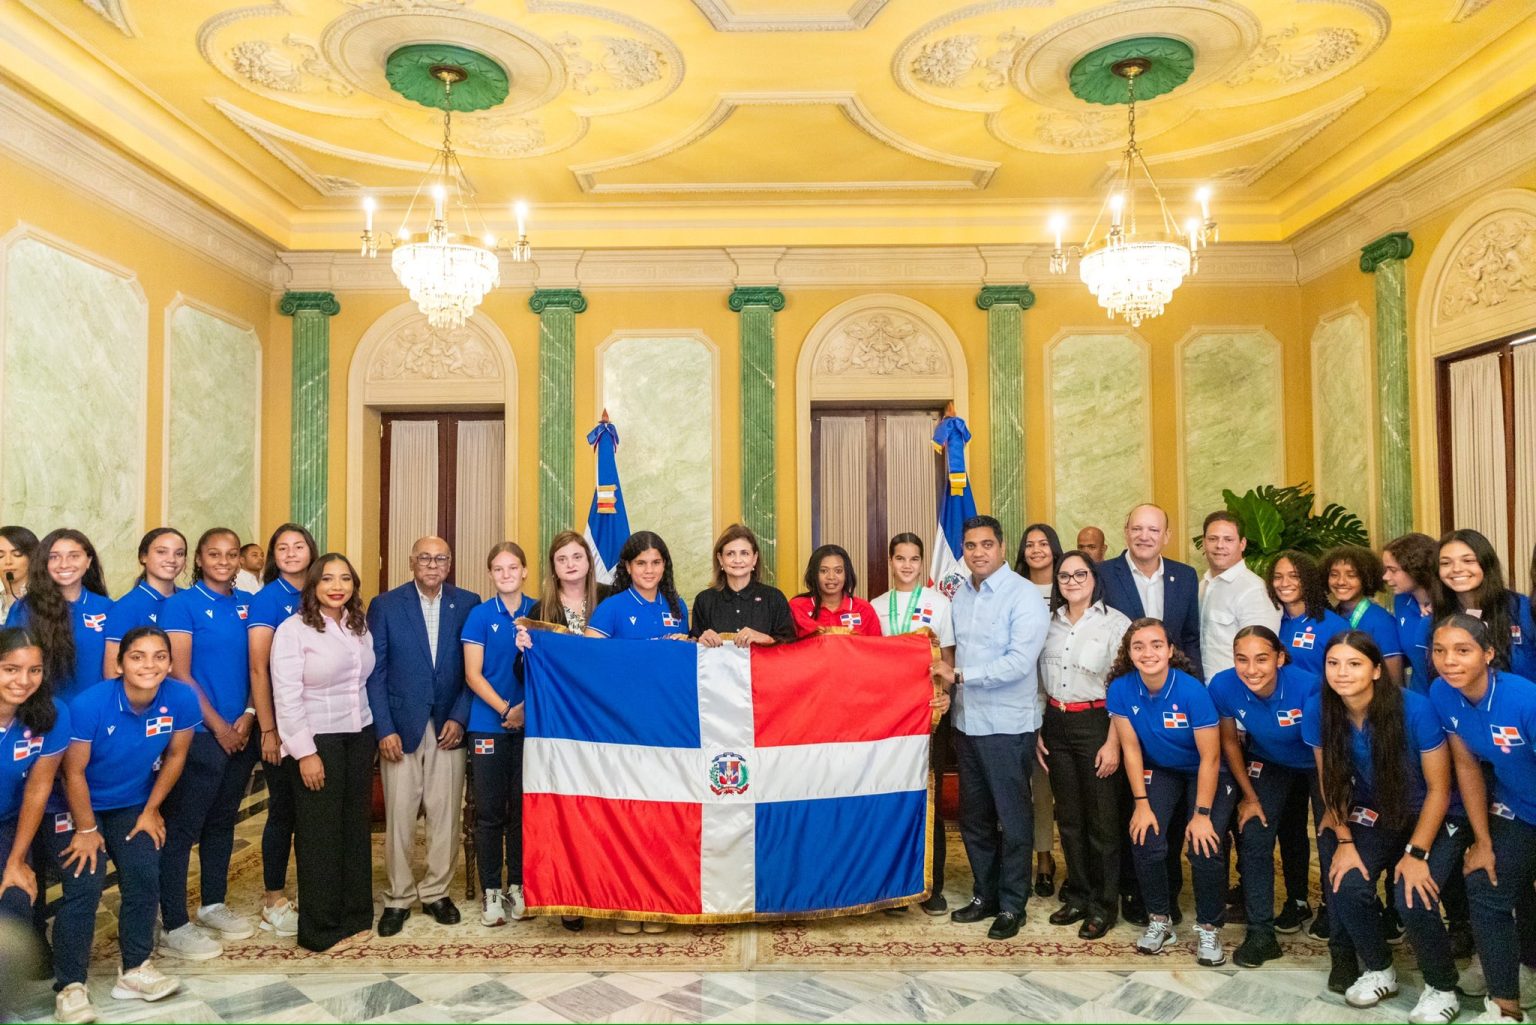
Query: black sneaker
[
  {"left": 1328, "top": 947, "right": 1362, "bottom": 994},
  {"left": 1274, "top": 899, "right": 1313, "bottom": 934},
  {"left": 920, "top": 894, "right": 949, "bottom": 916},
  {"left": 1383, "top": 904, "right": 1405, "bottom": 946},
  {"left": 1306, "top": 904, "right": 1330, "bottom": 941},
  {"left": 1233, "top": 930, "right": 1283, "bottom": 968}
]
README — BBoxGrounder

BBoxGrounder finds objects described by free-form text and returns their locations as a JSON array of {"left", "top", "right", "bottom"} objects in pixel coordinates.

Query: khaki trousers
[{"left": 381, "top": 720, "right": 466, "bottom": 908}]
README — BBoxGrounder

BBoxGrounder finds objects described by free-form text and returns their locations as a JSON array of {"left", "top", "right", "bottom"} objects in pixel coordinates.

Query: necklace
[{"left": 888, "top": 586, "right": 923, "bottom": 635}]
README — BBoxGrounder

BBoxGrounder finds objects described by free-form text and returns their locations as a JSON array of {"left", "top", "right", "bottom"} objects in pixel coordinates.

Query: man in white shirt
[{"left": 1198, "top": 511, "right": 1281, "bottom": 677}]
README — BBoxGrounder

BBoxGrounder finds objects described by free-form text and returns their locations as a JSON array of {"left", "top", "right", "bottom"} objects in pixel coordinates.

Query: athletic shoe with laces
[
  {"left": 259, "top": 900, "right": 299, "bottom": 938},
  {"left": 1346, "top": 967, "right": 1401, "bottom": 1008},
  {"left": 1136, "top": 917, "right": 1176, "bottom": 955},
  {"left": 1274, "top": 899, "right": 1313, "bottom": 934},
  {"left": 1466, "top": 998, "right": 1525, "bottom": 1023},
  {"left": 1195, "top": 924, "right": 1225, "bottom": 966},
  {"left": 481, "top": 889, "right": 506, "bottom": 927},
  {"left": 196, "top": 903, "right": 256, "bottom": 940},
  {"left": 54, "top": 983, "right": 96, "bottom": 1024},
  {"left": 157, "top": 922, "right": 223, "bottom": 961},
  {"left": 1409, "top": 986, "right": 1463, "bottom": 1024},
  {"left": 1461, "top": 962, "right": 1536, "bottom": 1008},
  {"left": 507, "top": 884, "right": 527, "bottom": 921},
  {"left": 111, "top": 959, "right": 180, "bottom": 1002}
]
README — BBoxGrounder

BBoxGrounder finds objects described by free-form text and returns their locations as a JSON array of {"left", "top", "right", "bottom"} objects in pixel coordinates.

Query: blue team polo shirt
[
  {"left": 105, "top": 582, "right": 179, "bottom": 642},
  {"left": 1278, "top": 610, "right": 1351, "bottom": 679},
  {"left": 1106, "top": 667, "right": 1219, "bottom": 774},
  {"left": 67, "top": 678, "right": 201, "bottom": 811},
  {"left": 246, "top": 578, "right": 300, "bottom": 632},
  {"left": 462, "top": 594, "right": 535, "bottom": 734},
  {"left": 1302, "top": 687, "right": 1446, "bottom": 819},
  {"left": 1507, "top": 593, "right": 1536, "bottom": 681},
  {"left": 1208, "top": 664, "right": 1320, "bottom": 771},
  {"left": 1340, "top": 600, "right": 1404, "bottom": 658},
  {"left": 1430, "top": 671, "right": 1536, "bottom": 827},
  {"left": 1395, "top": 593, "right": 1435, "bottom": 693},
  {"left": 161, "top": 583, "right": 254, "bottom": 729},
  {"left": 0, "top": 698, "right": 71, "bottom": 822},
  {"left": 9, "top": 591, "right": 113, "bottom": 701},
  {"left": 588, "top": 587, "right": 690, "bottom": 640}
]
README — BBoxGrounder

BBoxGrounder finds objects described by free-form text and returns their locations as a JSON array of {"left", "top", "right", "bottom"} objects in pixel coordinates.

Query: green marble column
[
  {"left": 729, "top": 286, "right": 785, "bottom": 583},
  {"left": 278, "top": 291, "right": 340, "bottom": 550},
  {"left": 976, "top": 285, "right": 1035, "bottom": 547},
  {"left": 529, "top": 288, "right": 587, "bottom": 556},
  {"left": 1359, "top": 232, "right": 1414, "bottom": 540}
]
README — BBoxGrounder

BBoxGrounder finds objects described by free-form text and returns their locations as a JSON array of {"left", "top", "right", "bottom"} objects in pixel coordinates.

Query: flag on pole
[
  {"left": 930, "top": 412, "right": 976, "bottom": 599},
  {"left": 521, "top": 630, "right": 936, "bottom": 922},
  {"left": 584, "top": 414, "right": 630, "bottom": 585}
]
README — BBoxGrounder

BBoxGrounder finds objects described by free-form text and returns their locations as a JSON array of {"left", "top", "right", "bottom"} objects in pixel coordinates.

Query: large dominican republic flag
[
  {"left": 521, "top": 631, "right": 936, "bottom": 923},
  {"left": 930, "top": 414, "right": 977, "bottom": 599},
  {"left": 583, "top": 417, "right": 630, "bottom": 585}
]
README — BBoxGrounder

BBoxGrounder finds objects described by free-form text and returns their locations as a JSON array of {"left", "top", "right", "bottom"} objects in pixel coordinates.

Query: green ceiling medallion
[
  {"left": 385, "top": 44, "right": 509, "bottom": 112},
  {"left": 1068, "top": 37, "right": 1195, "bottom": 106}
]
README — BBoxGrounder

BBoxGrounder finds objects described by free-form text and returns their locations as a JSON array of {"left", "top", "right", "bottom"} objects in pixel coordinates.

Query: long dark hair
[
  {"left": 1431, "top": 529, "right": 1515, "bottom": 670},
  {"left": 191, "top": 527, "right": 240, "bottom": 584},
  {"left": 0, "top": 525, "right": 39, "bottom": 586},
  {"left": 27, "top": 529, "right": 109, "bottom": 691},
  {"left": 611, "top": 531, "right": 683, "bottom": 620},
  {"left": 711, "top": 524, "right": 764, "bottom": 590},
  {"left": 1267, "top": 550, "right": 1331, "bottom": 621},
  {"left": 134, "top": 527, "right": 187, "bottom": 586},
  {"left": 1049, "top": 549, "right": 1104, "bottom": 614},
  {"left": 0, "top": 627, "right": 55, "bottom": 733},
  {"left": 1107, "top": 617, "right": 1199, "bottom": 682},
  {"left": 1319, "top": 630, "right": 1409, "bottom": 828},
  {"left": 1017, "top": 523, "right": 1063, "bottom": 580},
  {"left": 262, "top": 523, "right": 318, "bottom": 586},
  {"left": 298, "top": 554, "right": 368, "bottom": 636},
  {"left": 800, "top": 544, "right": 857, "bottom": 621}
]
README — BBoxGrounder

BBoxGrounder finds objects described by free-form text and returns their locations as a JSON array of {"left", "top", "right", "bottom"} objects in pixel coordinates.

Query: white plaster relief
[
  {"left": 819, "top": 313, "right": 946, "bottom": 377},
  {"left": 1437, "top": 215, "right": 1536, "bottom": 320},
  {"left": 367, "top": 322, "right": 503, "bottom": 382}
]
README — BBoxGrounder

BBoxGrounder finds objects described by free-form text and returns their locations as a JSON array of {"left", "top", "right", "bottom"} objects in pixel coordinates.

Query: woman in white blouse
[
  {"left": 270, "top": 553, "right": 376, "bottom": 954},
  {"left": 1036, "top": 549, "right": 1131, "bottom": 940}
]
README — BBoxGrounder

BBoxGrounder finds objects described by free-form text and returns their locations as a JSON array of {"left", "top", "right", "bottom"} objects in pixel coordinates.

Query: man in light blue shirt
[{"left": 931, "top": 514, "right": 1050, "bottom": 939}]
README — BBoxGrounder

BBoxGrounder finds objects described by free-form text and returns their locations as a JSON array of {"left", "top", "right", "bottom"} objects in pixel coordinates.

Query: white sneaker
[
  {"left": 1466, "top": 998, "right": 1524, "bottom": 1023},
  {"left": 481, "top": 889, "right": 506, "bottom": 927},
  {"left": 1462, "top": 961, "right": 1536, "bottom": 1009},
  {"left": 111, "top": 959, "right": 180, "bottom": 1002},
  {"left": 507, "top": 884, "right": 527, "bottom": 921},
  {"left": 1410, "top": 987, "right": 1462, "bottom": 1024},
  {"left": 259, "top": 900, "right": 299, "bottom": 938},
  {"left": 1136, "top": 916, "right": 1176, "bottom": 955},
  {"left": 54, "top": 983, "right": 96, "bottom": 1024},
  {"left": 1195, "top": 924, "right": 1225, "bottom": 966},
  {"left": 196, "top": 903, "right": 256, "bottom": 940},
  {"left": 158, "top": 921, "right": 223, "bottom": 961},
  {"left": 614, "top": 919, "right": 642, "bottom": 935},
  {"left": 1347, "top": 966, "right": 1401, "bottom": 1008}
]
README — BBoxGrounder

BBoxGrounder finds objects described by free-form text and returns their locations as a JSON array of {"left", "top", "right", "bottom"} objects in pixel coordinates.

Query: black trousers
[
  {"left": 261, "top": 758, "right": 298, "bottom": 893},
  {"left": 468, "top": 730, "right": 524, "bottom": 891},
  {"left": 928, "top": 710, "right": 950, "bottom": 900},
  {"left": 1043, "top": 705, "right": 1120, "bottom": 919},
  {"left": 291, "top": 727, "right": 376, "bottom": 952},
  {"left": 954, "top": 729, "right": 1034, "bottom": 916}
]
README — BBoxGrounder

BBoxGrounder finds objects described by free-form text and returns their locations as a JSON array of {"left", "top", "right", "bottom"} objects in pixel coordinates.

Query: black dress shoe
[
  {"left": 377, "top": 907, "right": 410, "bottom": 937},
  {"left": 561, "top": 916, "right": 585, "bottom": 932},
  {"left": 422, "top": 897, "right": 461, "bottom": 925},
  {"left": 1121, "top": 893, "right": 1148, "bottom": 928},
  {"left": 987, "top": 912, "right": 1022, "bottom": 940},
  {"left": 920, "top": 894, "right": 949, "bottom": 916},
  {"left": 950, "top": 897, "right": 999, "bottom": 924},
  {"left": 1078, "top": 915, "right": 1112, "bottom": 940},
  {"left": 1049, "top": 904, "right": 1088, "bottom": 927},
  {"left": 1034, "top": 872, "right": 1056, "bottom": 899}
]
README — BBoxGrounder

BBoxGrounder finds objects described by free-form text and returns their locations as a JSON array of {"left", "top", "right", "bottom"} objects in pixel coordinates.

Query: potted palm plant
[{"left": 1193, "top": 483, "right": 1368, "bottom": 577}]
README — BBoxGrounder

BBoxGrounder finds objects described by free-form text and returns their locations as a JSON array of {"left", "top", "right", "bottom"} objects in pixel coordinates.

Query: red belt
[{"left": 1048, "top": 697, "right": 1107, "bottom": 713}]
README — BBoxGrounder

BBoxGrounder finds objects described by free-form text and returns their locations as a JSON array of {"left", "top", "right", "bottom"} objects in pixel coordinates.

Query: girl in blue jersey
[
  {"left": 11, "top": 530, "right": 112, "bottom": 704},
  {"left": 1383, "top": 533, "right": 1439, "bottom": 693},
  {"left": 48, "top": 626, "right": 200, "bottom": 1024},
  {"left": 245, "top": 523, "right": 315, "bottom": 938},
  {"left": 1321, "top": 547, "right": 1405, "bottom": 688},
  {"left": 1268, "top": 551, "right": 1350, "bottom": 679},
  {"left": 1304, "top": 630, "right": 1457, "bottom": 1018},
  {"left": 1434, "top": 529, "right": 1536, "bottom": 682},
  {"left": 1210, "top": 626, "right": 1320, "bottom": 968},
  {"left": 1430, "top": 614, "right": 1536, "bottom": 1023},
  {"left": 462, "top": 542, "right": 537, "bottom": 929},
  {"left": 0, "top": 525, "right": 38, "bottom": 626},
  {"left": 157, "top": 528, "right": 258, "bottom": 959},
  {"left": 0, "top": 629, "right": 68, "bottom": 926},
  {"left": 1107, "top": 618, "right": 1237, "bottom": 967},
  {"left": 585, "top": 531, "right": 689, "bottom": 642},
  {"left": 104, "top": 528, "right": 187, "bottom": 672}
]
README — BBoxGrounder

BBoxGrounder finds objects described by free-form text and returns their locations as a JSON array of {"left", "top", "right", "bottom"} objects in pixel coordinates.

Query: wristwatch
[
  {"left": 1196, "top": 806, "right": 1212, "bottom": 817},
  {"left": 954, "top": 669, "right": 964, "bottom": 685},
  {"left": 1404, "top": 844, "right": 1430, "bottom": 861}
]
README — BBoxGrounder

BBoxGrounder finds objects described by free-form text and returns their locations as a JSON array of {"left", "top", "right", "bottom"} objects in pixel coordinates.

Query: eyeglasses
[
  {"left": 413, "top": 554, "right": 451, "bottom": 566},
  {"left": 1056, "top": 569, "right": 1091, "bottom": 585}
]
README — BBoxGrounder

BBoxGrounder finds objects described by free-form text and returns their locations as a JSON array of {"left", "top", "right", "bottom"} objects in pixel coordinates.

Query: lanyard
[
  {"left": 1347, "top": 600, "right": 1369, "bottom": 629},
  {"left": 888, "top": 587, "right": 923, "bottom": 635}
]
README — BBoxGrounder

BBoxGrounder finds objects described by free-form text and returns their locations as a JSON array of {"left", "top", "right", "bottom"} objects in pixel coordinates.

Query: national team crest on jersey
[
  {"left": 237, "top": 605, "right": 249, "bottom": 620},
  {"left": 1247, "top": 760, "right": 1263, "bottom": 779},
  {"left": 145, "top": 715, "right": 174, "bottom": 737},
  {"left": 1292, "top": 631, "right": 1315, "bottom": 650},
  {"left": 82, "top": 613, "right": 106, "bottom": 632},
  {"left": 1493, "top": 802, "right": 1516, "bottom": 820},
  {"left": 474, "top": 738, "right": 495, "bottom": 755},
  {"left": 840, "top": 612, "right": 862, "bottom": 627},
  {"left": 1143, "top": 769, "right": 1153, "bottom": 786},
  {"left": 54, "top": 812, "right": 73, "bottom": 834},
  {"left": 910, "top": 608, "right": 934, "bottom": 626},
  {"left": 1492, "top": 725, "right": 1526, "bottom": 750},
  {"left": 708, "top": 751, "right": 750, "bottom": 796},
  {"left": 13, "top": 736, "right": 42, "bottom": 761},
  {"left": 1513, "top": 625, "right": 1524, "bottom": 645},
  {"left": 1162, "top": 710, "right": 1189, "bottom": 729},
  {"left": 1348, "top": 806, "right": 1379, "bottom": 826},
  {"left": 662, "top": 613, "right": 680, "bottom": 628},
  {"left": 1277, "top": 708, "right": 1303, "bottom": 727}
]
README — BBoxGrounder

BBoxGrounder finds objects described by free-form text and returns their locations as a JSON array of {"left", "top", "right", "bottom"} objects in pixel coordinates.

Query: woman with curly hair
[
  {"left": 584, "top": 531, "right": 689, "bottom": 642},
  {"left": 1320, "top": 546, "right": 1404, "bottom": 688},
  {"left": 1382, "top": 532, "right": 1440, "bottom": 693},
  {"left": 1106, "top": 618, "right": 1236, "bottom": 967},
  {"left": 1268, "top": 551, "right": 1349, "bottom": 680}
]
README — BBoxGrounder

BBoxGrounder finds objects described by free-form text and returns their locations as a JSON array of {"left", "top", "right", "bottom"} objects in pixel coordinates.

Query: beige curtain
[
  {"left": 388, "top": 420, "right": 439, "bottom": 590},
  {"left": 1514, "top": 344, "right": 1536, "bottom": 592},
  {"left": 455, "top": 418, "right": 506, "bottom": 583},
  {"left": 1449, "top": 354, "right": 1509, "bottom": 560},
  {"left": 818, "top": 416, "right": 868, "bottom": 595},
  {"left": 885, "top": 413, "right": 938, "bottom": 546}
]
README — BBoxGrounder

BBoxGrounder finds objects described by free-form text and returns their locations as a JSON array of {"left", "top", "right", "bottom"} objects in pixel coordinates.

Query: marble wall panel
[
  {"left": 1310, "top": 310, "right": 1374, "bottom": 532},
  {"left": 601, "top": 336, "right": 715, "bottom": 601},
  {"left": 168, "top": 304, "right": 260, "bottom": 548},
  {"left": 2, "top": 237, "right": 146, "bottom": 593},
  {"left": 1180, "top": 331, "right": 1284, "bottom": 547},
  {"left": 1050, "top": 333, "right": 1152, "bottom": 550}
]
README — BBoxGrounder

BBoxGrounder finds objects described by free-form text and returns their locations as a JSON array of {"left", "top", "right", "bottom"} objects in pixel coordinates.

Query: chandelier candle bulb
[
  {"left": 1109, "top": 193, "right": 1124, "bottom": 229},
  {"left": 432, "top": 184, "right": 446, "bottom": 223},
  {"left": 515, "top": 200, "right": 528, "bottom": 238},
  {"left": 363, "top": 196, "right": 375, "bottom": 232},
  {"left": 1197, "top": 187, "right": 1212, "bottom": 222}
]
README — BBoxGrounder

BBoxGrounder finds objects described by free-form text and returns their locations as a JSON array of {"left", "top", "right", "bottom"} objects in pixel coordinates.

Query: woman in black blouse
[{"left": 690, "top": 524, "right": 795, "bottom": 647}]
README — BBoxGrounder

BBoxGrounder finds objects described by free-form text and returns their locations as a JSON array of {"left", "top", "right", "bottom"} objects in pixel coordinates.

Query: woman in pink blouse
[{"left": 270, "top": 553, "right": 376, "bottom": 953}]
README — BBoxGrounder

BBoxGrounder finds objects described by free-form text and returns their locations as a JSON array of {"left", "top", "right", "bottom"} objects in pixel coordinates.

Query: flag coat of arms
[
  {"left": 583, "top": 417, "right": 630, "bottom": 585},
  {"left": 521, "top": 631, "right": 936, "bottom": 922}
]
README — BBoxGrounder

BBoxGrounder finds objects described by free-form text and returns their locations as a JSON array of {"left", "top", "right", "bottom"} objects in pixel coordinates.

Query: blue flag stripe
[
  {"left": 753, "top": 791, "right": 926, "bottom": 913},
  {"left": 524, "top": 631, "right": 701, "bottom": 749}
]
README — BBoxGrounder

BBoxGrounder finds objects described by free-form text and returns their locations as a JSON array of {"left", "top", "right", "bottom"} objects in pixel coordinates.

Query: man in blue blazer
[
  {"left": 1098, "top": 503, "right": 1203, "bottom": 678},
  {"left": 366, "top": 535, "right": 480, "bottom": 936}
]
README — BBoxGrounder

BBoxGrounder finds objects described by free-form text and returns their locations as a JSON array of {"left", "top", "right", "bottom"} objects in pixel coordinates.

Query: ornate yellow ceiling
[{"left": 3, "top": 0, "right": 1532, "bottom": 249}]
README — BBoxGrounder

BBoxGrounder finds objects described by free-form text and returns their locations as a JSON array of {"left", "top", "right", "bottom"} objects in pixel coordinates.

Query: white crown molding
[
  {"left": 0, "top": 80, "right": 279, "bottom": 289},
  {"left": 688, "top": 0, "right": 887, "bottom": 32}
]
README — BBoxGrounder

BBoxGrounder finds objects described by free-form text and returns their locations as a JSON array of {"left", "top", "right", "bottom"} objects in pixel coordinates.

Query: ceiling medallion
[
  {"left": 1048, "top": 38, "right": 1216, "bottom": 326},
  {"left": 361, "top": 44, "right": 531, "bottom": 329}
]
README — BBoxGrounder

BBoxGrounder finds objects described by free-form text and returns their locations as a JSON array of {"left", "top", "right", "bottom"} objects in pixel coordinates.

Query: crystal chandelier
[
  {"left": 1048, "top": 57, "right": 1216, "bottom": 327},
  {"left": 360, "top": 59, "right": 531, "bottom": 330}
]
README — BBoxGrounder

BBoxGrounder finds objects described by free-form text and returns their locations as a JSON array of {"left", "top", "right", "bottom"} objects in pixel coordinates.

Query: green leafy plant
[{"left": 1192, "top": 483, "right": 1368, "bottom": 577}]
